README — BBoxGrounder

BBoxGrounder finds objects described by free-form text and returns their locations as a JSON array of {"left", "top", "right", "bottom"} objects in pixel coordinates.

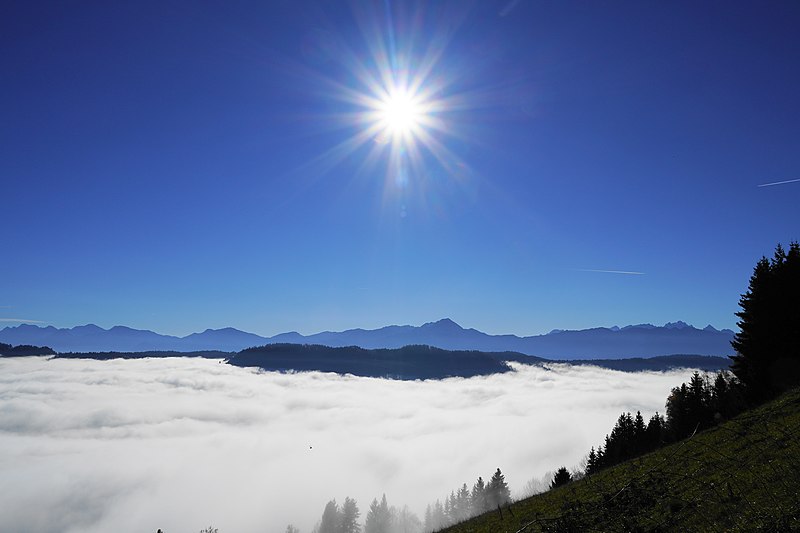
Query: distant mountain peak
[
  {"left": 622, "top": 323, "right": 657, "bottom": 330},
  {"left": 76, "top": 323, "right": 104, "bottom": 331},
  {"left": 202, "top": 327, "right": 239, "bottom": 333},
  {"left": 664, "top": 321, "right": 692, "bottom": 330},
  {"left": 423, "top": 318, "right": 463, "bottom": 330},
  {"left": 0, "top": 318, "right": 736, "bottom": 358},
  {"left": 703, "top": 324, "right": 719, "bottom": 332}
]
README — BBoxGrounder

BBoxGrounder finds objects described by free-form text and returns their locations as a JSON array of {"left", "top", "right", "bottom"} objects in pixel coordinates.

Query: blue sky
[{"left": 2, "top": 1, "right": 798, "bottom": 337}]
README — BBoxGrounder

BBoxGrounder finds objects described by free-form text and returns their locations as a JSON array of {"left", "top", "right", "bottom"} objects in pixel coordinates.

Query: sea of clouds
[{"left": 0, "top": 357, "right": 696, "bottom": 533}]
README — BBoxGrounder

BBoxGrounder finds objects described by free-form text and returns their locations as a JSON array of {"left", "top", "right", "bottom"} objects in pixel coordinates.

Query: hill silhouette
[
  {"left": 50, "top": 345, "right": 730, "bottom": 380},
  {"left": 227, "top": 344, "right": 517, "bottom": 380},
  {"left": 441, "top": 386, "right": 800, "bottom": 532},
  {"left": 0, "top": 342, "right": 55, "bottom": 356}
]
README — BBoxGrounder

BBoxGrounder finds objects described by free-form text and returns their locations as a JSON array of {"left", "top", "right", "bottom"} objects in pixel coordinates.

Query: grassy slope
[{"left": 443, "top": 387, "right": 800, "bottom": 532}]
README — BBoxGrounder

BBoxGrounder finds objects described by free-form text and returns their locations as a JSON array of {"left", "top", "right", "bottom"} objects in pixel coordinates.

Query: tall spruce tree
[
  {"left": 319, "top": 500, "right": 341, "bottom": 533},
  {"left": 486, "top": 468, "right": 511, "bottom": 508},
  {"left": 364, "top": 495, "right": 391, "bottom": 533},
  {"left": 471, "top": 476, "right": 487, "bottom": 515},
  {"left": 731, "top": 242, "right": 800, "bottom": 402},
  {"left": 340, "top": 497, "right": 360, "bottom": 533}
]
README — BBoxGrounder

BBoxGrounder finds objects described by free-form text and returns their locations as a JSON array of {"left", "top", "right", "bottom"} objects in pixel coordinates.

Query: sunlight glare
[{"left": 378, "top": 88, "right": 424, "bottom": 138}]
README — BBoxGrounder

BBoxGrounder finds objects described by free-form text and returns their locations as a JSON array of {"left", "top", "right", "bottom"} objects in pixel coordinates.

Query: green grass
[{"left": 442, "top": 387, "right": 800, "bottom": 532}]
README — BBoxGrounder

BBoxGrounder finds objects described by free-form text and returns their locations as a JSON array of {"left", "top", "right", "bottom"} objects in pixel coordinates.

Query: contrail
[
  {"left": 574, "top": 269, "right": 645, "bottom": 275},
  {"left": 0, "top": 318, "right": 45, "bottom": 323},
  {"left": 757, "top": 178, "right": 800, "bottom": 187}
]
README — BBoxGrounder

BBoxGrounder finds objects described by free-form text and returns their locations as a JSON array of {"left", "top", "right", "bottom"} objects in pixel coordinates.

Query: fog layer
[{"left": 0, "top": 357, "right": 695, "bottom": 532}]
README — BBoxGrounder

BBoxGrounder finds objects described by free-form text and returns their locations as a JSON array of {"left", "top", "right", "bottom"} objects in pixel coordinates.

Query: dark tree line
[
  {"left": 585, "top": 370, "right": 746, "bottom": 475},
  {"left": 731, "top": 242, "right": 800, "bottom": 403},
  {"left": 665, "top": 370, "right": 746, "bottom": 440},
  {"left": 585, "top": 409, "right": 665, "bottom": 474},
  {"left": 423, "top": 468, "right": 511, "bottom": 531},
  {"left": 585, "top": 242, "right": 799, "bottom": 476},
  {"left": 0, "top": 343, "right": 56, "bottom": 356}
]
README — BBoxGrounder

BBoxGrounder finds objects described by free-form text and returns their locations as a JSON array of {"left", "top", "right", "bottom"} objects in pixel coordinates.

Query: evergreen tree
[
  {"left": 687, "top": 372, "right": 713, "bottom": 431},
  {"left": 423, "top": 505, "right": 432, "bottom": 533},
  {"left": 595, "top": 444, "right": 606, "bottom": 470},
  {"left": 486, "top": 468, "right": 511, "bottom": 508},
  {"left": 340, "top": 497, "right": 360, "bottom": 533},
  {"left": 645, "top": 412, "right": 665, "bottom": 450},
  {"left": 549, "top": 467, "right": 572, "bottom": 489},
  {"left": 666, "top": 383, "right": 692, "bottom": 439},
  {"left": 394, "top": 505, "right": 422, "bottom": 533},
  {"left": 364, "top": 495, "right": 392, "bottom": 533},
  {"left": 471, "top": 476, "right": 487, "bottom": 515},
  {"left": 731, "top": 242, "right": 800, "bottom": 402},
  {"left": 710, "top": 370, "right": 745, "bottom": 420},
  {"left": 319, "top": 500, "right": 341, "bottom": 533},
  {"left": 431, "top": 501, "right": 445, "bottom": 531},
  {"left": 633, "top": 411, "right": 646, "bottom": 454},
  {"left": 586, "top": 447, "right": 598, "bottom": 474},
  {"left": 447, "top": 491, "right": 457, "bottom": 523}
]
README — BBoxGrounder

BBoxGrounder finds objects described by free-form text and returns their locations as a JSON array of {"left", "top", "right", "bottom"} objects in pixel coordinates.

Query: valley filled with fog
[{"left": 0, "top": 357, "right": 697, "bottom": 533}]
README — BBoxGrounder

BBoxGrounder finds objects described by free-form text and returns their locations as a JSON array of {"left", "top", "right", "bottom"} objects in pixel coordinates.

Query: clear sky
[{"left": 2, "top": 1, "right": 798, "bottom": 337}]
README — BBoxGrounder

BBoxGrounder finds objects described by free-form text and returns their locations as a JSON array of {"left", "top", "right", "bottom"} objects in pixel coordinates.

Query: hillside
[
  {"left": 442, "top": 387, "right": 800, "bottom": 532},
  {"left": 227, "top": 344, "right": 518, "bottom": 380},
  {"left": 0, "top": 343, "right": 55, "bottom": 356}
]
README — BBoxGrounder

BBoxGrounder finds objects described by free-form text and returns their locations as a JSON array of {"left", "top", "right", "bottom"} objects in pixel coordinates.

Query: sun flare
[
  {"left": 377, "top": 89, "right": 424, "bottom": 138},
  {"left": 307, "top": 3, "right": 473, "bottom": 188}
]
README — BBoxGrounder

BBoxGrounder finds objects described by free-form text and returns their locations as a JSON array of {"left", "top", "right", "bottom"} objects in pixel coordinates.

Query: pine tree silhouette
[{"left": 731, "top": 242, "right": 800, "bottom": 402}]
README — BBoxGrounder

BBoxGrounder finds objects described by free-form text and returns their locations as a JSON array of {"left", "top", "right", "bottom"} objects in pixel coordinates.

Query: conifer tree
[
  {"left": 645, "top": 412, "right": 665, "bottom": 450},
  {"left": 423, "top": 505, "right": 432, "bottom": 533},
  {"left": 340, "top": 497, "right": 360, "bottom": 533},
  {"left": 364, "top": 495, "right": 391, "bottom": 533},
  {"left": 633, "top": 411, "right": 646, "bottom": 454},
  {"left": 549, "top": 467, "right": 572, "bottom": 489},
  {"left": 486, "top": 468, "right": 511, "bottom": 508},
  {"left": 731, "top": 242, "right": 800, "bottom": 402},
  {"left": 319, "top": 500, "right": 341, "bottom": 533},
  {"left": 395, "top": 505, "right": 422, "bottom": 533},
  {"left": 471, "top": 476, "right": 487, "bottom": 515},
  {"left": 586, "top": 447, "right": 598, "bottom": 474},
  {"left": 431, "top": 500, "right": 446, "bottom": 531},
  {"left": 455, "top": 483, "right": 471, "bottom": 521}
]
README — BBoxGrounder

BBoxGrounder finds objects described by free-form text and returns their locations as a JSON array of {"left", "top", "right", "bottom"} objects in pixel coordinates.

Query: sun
[
  {"left": 377, "top": 88, "right": 424, "bottom": 138},
  {"left": 302, "top": 2, "right": 474, "bottom": 189}
]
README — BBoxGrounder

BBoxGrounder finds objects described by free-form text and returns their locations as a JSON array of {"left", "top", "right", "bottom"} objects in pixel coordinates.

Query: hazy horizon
[{"left": 0, "top": 316, "right": 735, "bottom": 340}]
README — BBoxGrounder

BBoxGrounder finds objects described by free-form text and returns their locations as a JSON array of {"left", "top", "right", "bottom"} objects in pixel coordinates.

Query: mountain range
[{"left": 0, "top": 319, "right": 734, "bottom": 359}]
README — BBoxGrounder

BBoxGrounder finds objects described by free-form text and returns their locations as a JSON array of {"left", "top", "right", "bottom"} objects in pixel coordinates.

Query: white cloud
[{"left": 0, "top": 357, "right": 696, "bottom": 533}]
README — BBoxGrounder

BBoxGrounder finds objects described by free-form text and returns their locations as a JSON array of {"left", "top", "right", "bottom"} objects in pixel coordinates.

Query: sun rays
[{"left": 300, "top": 3, "right": 472, "bottom": 199}]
